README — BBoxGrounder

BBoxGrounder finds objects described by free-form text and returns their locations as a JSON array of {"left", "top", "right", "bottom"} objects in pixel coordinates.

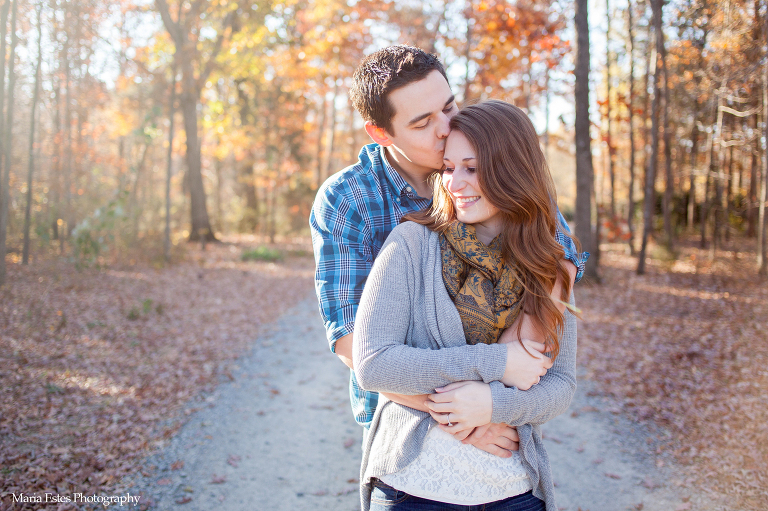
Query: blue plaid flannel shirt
[{"left": 310, "top": 143, "right": 588, "bottom": 428}]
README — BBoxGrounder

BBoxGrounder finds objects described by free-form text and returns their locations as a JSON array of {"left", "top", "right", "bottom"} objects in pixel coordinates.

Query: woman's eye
[
  {"left": 442, "top": 167, "right": 454, "bottom": 173},
  {"left": 466, "top": 167, "right": 476, "bottom": 173}
]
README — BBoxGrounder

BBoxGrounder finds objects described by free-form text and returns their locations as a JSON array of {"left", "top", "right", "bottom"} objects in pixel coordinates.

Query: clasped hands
[{"left": 425, "top": 336, "right": 552, "bottom": 457}]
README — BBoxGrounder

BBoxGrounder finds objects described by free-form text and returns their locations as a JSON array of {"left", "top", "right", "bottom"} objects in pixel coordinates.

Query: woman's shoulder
[{"left": 387, "top": 221, "right": 439, "bottom": 248}]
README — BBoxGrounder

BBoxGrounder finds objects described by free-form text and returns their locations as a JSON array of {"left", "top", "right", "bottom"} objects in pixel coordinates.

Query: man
[{"left": 310, "top": 45, "right": 586, "bottom": 456}]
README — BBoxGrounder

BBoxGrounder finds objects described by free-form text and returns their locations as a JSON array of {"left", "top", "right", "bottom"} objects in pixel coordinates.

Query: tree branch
[
  {"left": 188, "top": 0, "right": 208, "bottom": 26},
  {"left": 197, "top": 10, "right": 235, "bottom": 88},
  {"left": 718, "top": 105, "right": 760, "bottom": 118},
  {"left": 155, "top": 0, "right": 182, "bottom": 47}
]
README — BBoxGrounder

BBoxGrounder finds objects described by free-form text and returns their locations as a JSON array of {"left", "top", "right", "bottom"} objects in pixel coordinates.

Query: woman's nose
[{"left": 444, "top": 171, "right": 465, "bottom": 194}]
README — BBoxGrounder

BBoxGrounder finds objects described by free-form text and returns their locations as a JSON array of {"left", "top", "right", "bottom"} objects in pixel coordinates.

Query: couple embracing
[{"left": 310, "top": 45, "right": 588, "bottom": 511}]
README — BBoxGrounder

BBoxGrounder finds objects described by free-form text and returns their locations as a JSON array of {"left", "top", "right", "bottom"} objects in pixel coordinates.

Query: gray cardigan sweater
[{"left": 353, "top": 221, "right": 577, "bottom": 511}]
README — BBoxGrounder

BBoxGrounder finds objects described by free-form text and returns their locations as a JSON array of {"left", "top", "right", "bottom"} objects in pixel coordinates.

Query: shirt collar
[{"left": 378, "top": 145, "right": 428, "bottom": 201}]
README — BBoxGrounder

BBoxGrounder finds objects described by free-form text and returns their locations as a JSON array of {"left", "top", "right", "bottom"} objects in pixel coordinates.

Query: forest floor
[
  {"left": 577, "top": 236, "right": 768, "bottom": 510},
  {"left": 1, "top": 234, "right": 766, "bottom": 510}
]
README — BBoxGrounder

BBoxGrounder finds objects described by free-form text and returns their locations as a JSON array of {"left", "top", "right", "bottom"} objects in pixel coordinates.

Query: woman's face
[{"left": 442, "top": 131, "right": 503, "bottom": 245}]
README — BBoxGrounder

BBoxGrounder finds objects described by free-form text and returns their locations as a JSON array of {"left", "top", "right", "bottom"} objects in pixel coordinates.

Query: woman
[{"left": 353, "top": 100, "right": 582, "bottom": 511}]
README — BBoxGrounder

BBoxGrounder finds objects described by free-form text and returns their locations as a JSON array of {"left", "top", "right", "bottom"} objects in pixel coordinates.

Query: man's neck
[{"left": 384, "top": 147, "right": 434, "bottom": 199}]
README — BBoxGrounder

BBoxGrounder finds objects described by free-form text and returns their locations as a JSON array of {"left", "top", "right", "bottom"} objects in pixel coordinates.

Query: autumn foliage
[{"left": 0, "top": 0, "right": 767, "bottom": 508}]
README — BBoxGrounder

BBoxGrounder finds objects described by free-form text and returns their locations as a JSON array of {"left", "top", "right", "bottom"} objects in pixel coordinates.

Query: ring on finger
[{"left": 446, "top": 413, "right": 454, "bottom": 427}]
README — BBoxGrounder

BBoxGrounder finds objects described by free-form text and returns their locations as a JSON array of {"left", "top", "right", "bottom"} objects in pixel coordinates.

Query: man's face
[{"left": 381, "top": 70, "right": 458, "bottom": 178}]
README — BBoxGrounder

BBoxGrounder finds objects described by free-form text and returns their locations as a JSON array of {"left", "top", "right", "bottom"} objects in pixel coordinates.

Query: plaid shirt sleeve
[
  {"left": 309, "top": 186, "right": 373, "bottom": 351},
  {"left": 555, "top": 208, "right": 589, "bottom": 282},
  {"left": 310, "top": 183, "right": 381, "bottom": 427}
]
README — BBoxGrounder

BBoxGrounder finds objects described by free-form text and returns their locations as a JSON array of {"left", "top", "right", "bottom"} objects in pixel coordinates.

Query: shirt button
[
  {"left": 396, "top": 198, "right": 400, "bottom": 202},
  {"left": 406, "top": 187, "right": 412, "bottom": 192}
]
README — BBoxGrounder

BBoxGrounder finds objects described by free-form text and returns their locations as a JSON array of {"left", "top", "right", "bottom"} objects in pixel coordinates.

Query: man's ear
[{"left": 364, "top": 121, "right": 393, "bottom": 147}]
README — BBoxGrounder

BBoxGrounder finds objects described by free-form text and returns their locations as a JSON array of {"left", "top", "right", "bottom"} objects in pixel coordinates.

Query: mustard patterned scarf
[{"left": 439, "top": 221, "right": 525, "bottom": 345}]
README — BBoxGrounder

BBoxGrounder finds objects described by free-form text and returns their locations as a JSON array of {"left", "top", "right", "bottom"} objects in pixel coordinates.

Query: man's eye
[
  {"left": 415, "top": 121, "right": 429, "bottom": 129},
  {"left": 443, "top": 105, "right": 455, "bottom": 114}
]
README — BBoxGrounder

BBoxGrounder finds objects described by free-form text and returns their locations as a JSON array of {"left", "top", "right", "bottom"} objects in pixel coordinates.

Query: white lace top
[{"left": 380, "top": 424, "right": 532, "bottom": 505}]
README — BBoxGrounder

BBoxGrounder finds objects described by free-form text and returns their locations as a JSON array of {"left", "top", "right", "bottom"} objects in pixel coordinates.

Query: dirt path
[{"left": 126, "top": 293, "right": 721, "bottom": 511}]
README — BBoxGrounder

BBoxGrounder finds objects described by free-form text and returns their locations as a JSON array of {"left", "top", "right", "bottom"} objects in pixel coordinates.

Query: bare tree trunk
[
  {"left": 214, "top": 153, "right": 223, "bottom": 232},
  {"left": 701, "top": 121, "right": 715, "bottom": 248},
  {"left": 638, "top": 0, "right": 662, "bottom": 275},
  {"left": 324, "top": 82, "right": 339, "bottom": 180},
  {"left": 179, "top": 57, "right": 214, "bottom": 242},
  {"left": 63, "top": 11, "right": 73, "bottom": 244},
  {"left": 0, "top": 0, "right": 19, "bottom": 286},
  {"left": 0, "top": 0, "right": 10, "bottom": 167},
  {"left": 605, "top": 0, "right": 616, "bottom": 219},
  {"left": 713, "top": 89, "right": 726, "bottom": 253},
  {"left": 52, "top": 21, "right": 62, "bottom": 245},
  {"left": 626, "top": 0, "right": 636, "bottom": 254},
  {"left": 235, "top": 80, "right": 258, "bottom": 231},
  {"left": 658, "top": 0, "right": 673, "bottom": 249},
  {"left": 0, "top": 0, "right": 10, "bottom": 176},
  {"left": 164, "top": 63, "right": 176, "bottom": 263},
  {"left": 725, "top": 133, "right": 734, "bottom": 242},
  {"left": 687, "top": 38, "right": 706, "bottom": 231},
  {"left": 642, "top": 26, "right": 652, "bottom": 209},
  {"left": 129, "top": 142, "right": 150, "bottom": 236},
  {"left": 544, "top": 68, "right": 551, "bottom": 163},
  {"left": 758, "top": 17, "right": 768, "bottom": 274},
  {"left": 574, "top": 0, "right": 597, "bottom": 279},
  {"left": 347, "top": 96, "right": 357, "bottom": 164},
  {"left": 688, "top": 120, "right": 699, "bottom": 229},
  {"left": 315, "top": 95, "right": 327, "bottom": 187},
  {"left": 154, "top": 0, "right": 232, "bottom": 243},
  {"left": 747, "top": 112, "right": 758, "bottom": 237},
  {"left": 463, "top": 14, "right": 473, "bottom": 103},
  {"left": 23, "top": 0, "right": 44, "bottom": 265}
]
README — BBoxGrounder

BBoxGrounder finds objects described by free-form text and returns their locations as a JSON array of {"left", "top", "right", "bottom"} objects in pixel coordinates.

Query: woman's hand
[
  {"left": 425, "top": 381, "right": 493, "bottom": 434},
  {"left": 498, "top": 333, "right": 552, "bottom": 390}
]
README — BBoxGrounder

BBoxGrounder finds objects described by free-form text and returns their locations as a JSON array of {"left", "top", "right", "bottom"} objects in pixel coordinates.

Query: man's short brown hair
[{"left": 349, "top": 45, "right": 448, "bottom": 134}]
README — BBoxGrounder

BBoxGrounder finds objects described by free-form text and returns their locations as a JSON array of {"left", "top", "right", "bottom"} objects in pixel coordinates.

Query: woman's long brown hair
[{"left": 404, "top": 99, "right": 579, "bottom": 359}]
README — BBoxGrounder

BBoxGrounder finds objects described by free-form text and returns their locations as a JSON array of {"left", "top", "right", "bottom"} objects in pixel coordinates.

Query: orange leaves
[{"left": 466, "top": 0, "right": 569, "bottom": 100}]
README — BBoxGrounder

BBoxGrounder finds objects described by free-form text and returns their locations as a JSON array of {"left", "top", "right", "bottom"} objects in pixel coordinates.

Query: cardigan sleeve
[
  {"left": 489, "top": 292, "right": 578, "bottom": 426},
  {"left": 353, "top": 223, "right": 508, "bottom": 395}
]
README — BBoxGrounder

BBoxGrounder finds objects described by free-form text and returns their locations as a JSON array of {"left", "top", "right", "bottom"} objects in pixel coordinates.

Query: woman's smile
[{"left": 454, "top": 196, "right": 481, "bottom": 207}]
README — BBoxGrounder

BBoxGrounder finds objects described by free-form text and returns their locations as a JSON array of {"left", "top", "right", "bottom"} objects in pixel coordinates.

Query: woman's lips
[{"left": 454, "top": 196, "right": 480, "bottom": 208}]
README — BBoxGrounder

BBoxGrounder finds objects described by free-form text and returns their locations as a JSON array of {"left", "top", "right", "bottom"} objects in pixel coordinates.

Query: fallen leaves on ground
[
  {"left": 577, "top": 238, "right": 768, "bottom": 510},
  {"left": 0, "top": 236, "right": 314, "bottom": 509}
]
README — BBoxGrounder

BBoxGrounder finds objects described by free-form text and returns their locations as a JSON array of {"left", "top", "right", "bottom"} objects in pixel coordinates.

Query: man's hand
[
  {"left": 498, "top": 335, "right": 553, "bottom": 390},
  {"left": 461, "top": 423, "right": 519, "bottom": 458}
]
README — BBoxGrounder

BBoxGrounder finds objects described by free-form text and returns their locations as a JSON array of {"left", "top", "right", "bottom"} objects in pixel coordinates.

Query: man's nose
[{"left": 436, "top": 112, "right": 451, "bottom": 139}]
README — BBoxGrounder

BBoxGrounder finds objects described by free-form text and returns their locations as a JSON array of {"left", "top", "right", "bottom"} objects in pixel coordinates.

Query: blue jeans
[{"left": 369, "top": 479, "right": 546, "bottom": 511}]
